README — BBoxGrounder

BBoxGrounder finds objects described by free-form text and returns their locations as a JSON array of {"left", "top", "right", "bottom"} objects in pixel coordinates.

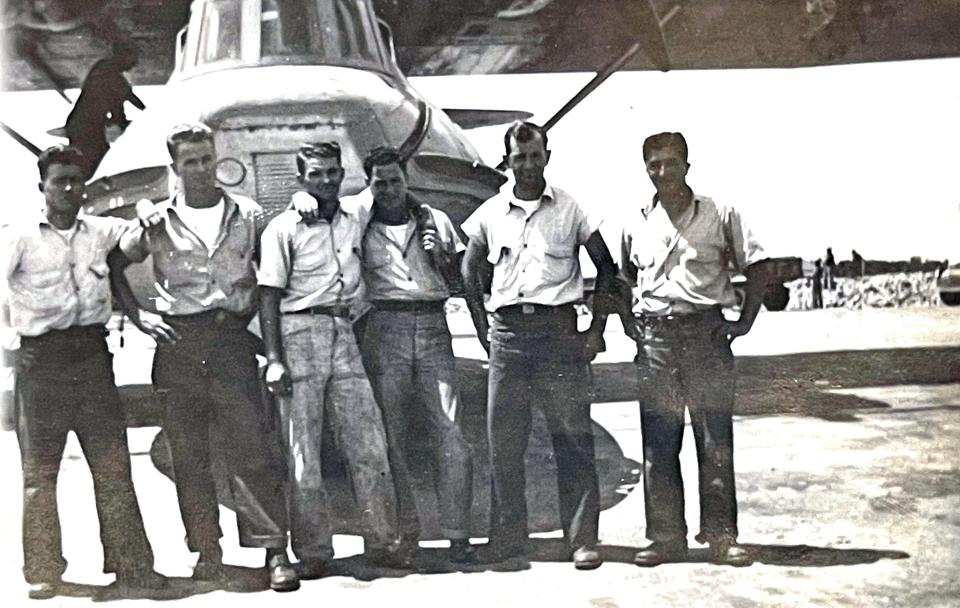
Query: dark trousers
[
  {"left": 634, "top": 309, "right": 739, "bottom": 544},
  {"left": 153, "top": 310, "right": 287, "bottom": 551},
  {"left": 15, "top": 326, "right": 153, "bottom": 583},
  {"left": 362, "top": 306, "right": 474, "bottom": 540},
  {"left": 487, "top": 305, "right": 600, "bottom": 553}
]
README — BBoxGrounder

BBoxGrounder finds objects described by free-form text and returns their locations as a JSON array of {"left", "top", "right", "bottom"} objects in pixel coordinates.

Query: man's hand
[
  {"left": 135, "top": 199, "right": 164, "bottom": 230},
  {"left": 711, "top": 319, "right": 752, "bottom": 343},
  {"left": 421, "top": 227, "right": 441, "bottom": 252},
  {"left": 582, "top": 330, "right": 606, "bottom": 362},
  {"left": 292, "top": 193, "right": 320, "bottom": 222},
  {"left": 264, "top": 361, "right": 293, "bottom": 396},
  {"left": 132, "top": 310, "right": 180, "bottom": 343}
]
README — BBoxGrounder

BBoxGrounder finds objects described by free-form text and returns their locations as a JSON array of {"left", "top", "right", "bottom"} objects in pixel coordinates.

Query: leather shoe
[
  {"left": 708, "top": 540, "right": 752, "bottom": 567},
  {"left": 572, "top": 545, "right": 603, "bottom": 570},
  {"left": 449, "top": 539, "right": 477, "bottom": 564},
  {"left": 633, "top": 541, "right": 688, "bottom": 567},
  {"left": 295, "top": 558, "right": 327, "bottom": 580},
  {"left": 267, "top": 552, "right": 300, "bottom": 592},
  {"left": 367, "top": 546, "right": 413, "bottom": 570},
  {"left": 115, "top": 569, "right": 168, "bottom": 590},
  {"left": 27, "top": 581, "right": 58, "bottom": 600}
]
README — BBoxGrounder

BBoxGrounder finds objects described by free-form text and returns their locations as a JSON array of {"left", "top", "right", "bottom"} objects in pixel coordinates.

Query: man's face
[
  {"left": 39, "top": 162, "right": 85, "bottom": 213},
  {"left": 369, "top": 162, "right": 407, "bottom": 213},
  {"left": 645, "top": 146, "right": 688, "bottom": 191},
  {"left": 299, "top": 156, "right": 344, "bottom": 201},
  {"left": 171, "top": 140, "right": 217, "bottom": 192},
  {"left": 505, "top": 133, "right": 550, "bottom": 189}
]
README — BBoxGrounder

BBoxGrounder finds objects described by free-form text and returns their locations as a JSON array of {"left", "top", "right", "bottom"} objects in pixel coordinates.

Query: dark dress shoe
[
  {"left": 267, "top": 553, "right": 300, "bottom": 592},
  {"left": 448, "top": 539, "right": 478, "bottom": 564},
  {"left": 115, "top": 569, "right": 168, "bottom": 590},
  {"left": 192, "top": 559, "right": 227, "bottom": 582},
  {"left": 367, "top": 546, "right": 413, "bottom": 570},
  {"left": 572, "top": 545, "right": 603, "bottom": 570},
  {"left": 295, "top": 558, "right": 327, "bottom": 580},
  {"left": 27, "top": 581, "right": 59, "bottom": 600},
  {"left": 708, "top": 540, "right": 753, "bottom": 566},
  {"left": 633, "top": 541, "right": 689, "bottom": 567}
]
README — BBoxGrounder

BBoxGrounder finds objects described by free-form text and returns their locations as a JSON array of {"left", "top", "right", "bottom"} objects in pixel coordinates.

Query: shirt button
[
  {"left": 519, "top": 291, "right": 525, "bottom": 297},
  {"left": 407, "top": 276, "right": 413, "bottom": 281}
]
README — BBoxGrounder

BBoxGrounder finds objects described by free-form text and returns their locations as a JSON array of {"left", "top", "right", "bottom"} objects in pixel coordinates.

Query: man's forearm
[
  {"left": 107, "top": 246, "right": 142, "bottom": 321},
  {"left": 259, "top": 286, "right": 285, "bottom": 364},
  {"left": 736, "top": 263, "right": 770, "bottom": 332}
]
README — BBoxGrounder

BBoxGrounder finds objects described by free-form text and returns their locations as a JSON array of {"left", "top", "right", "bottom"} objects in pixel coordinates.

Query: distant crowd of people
[{"left": 2, "top": 120, "right": 770, "bottom": 599}]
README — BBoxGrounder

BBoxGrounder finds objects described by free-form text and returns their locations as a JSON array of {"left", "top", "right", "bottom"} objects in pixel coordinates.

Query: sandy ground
[{"left": 1, "top": 306, "right": 959, "bottom": 607}]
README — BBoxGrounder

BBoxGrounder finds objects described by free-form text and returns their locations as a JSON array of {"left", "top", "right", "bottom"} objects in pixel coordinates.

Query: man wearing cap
[
  {"left": 111, "top": 123, "right": 297, "bottom": 590},
  {"left": 2, "top": 145, "right": 164, "bottom": 599},
  {"left": 357, "top": 147, "right": 476, "bottom": 564},
  {"left": 461, "top": 121, "right": 618, "bottom": 570},
  {"left": 258, "top": 142, "right": 406, "bottom": 574},
  {"left": 622, "top": 131, "right": 768, "bottom": 567}
]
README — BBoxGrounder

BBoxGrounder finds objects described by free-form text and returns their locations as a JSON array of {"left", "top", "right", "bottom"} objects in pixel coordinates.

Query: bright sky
[{"left": 3, "top": 58, "right": 959, "bottom": 263}]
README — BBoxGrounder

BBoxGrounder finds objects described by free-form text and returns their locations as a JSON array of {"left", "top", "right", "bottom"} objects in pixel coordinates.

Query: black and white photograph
[{"left": 1, "top": 1, "right": 959, "bottom": 605}]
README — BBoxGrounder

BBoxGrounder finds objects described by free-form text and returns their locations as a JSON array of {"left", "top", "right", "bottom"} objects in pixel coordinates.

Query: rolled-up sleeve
[
  {"left": 257, "top": 217, "right": 293, "bottom": 289},
  {"left": 574, "top": 199, "right": 603, "bottom": 245},
  {"left": 724, "top": 206, "right": 766, "bottom": 270},
  {"left": 436, "top": 210, "right": 466, "bottom": 254},
  {"left": 119, "top": 222, "right": 150, "bottom": 263}
]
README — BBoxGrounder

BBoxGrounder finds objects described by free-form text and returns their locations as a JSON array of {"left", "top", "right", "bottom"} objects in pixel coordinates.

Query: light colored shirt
[
  {"left": 363, "top": 204, "right": 464, "bottom": 302},
  {"left": 621, "top": 193, "right": 766, "bottom": 316},
  {"left": 120, "top": 190, "right": 264, "bottom": 316},
  {"left": 257, "top": 191, "right": 369, "bottom": 312},
  {"left": 2, "top": 213, "right": 129, "bottom": 337},
  {"left": 174, "top": 198, "right": 225, "bottom": 250},
  {"left": 462, "top": 181, "right": 600, "bottom": 312}
]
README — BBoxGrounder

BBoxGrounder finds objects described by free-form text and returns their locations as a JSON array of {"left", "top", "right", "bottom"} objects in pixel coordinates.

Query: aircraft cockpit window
[
  {"left": 198, "top": 0, "right": 242, "bottom": 64},
  {"left": 259, "top": 0, "right": 383, "bottom": 69}
]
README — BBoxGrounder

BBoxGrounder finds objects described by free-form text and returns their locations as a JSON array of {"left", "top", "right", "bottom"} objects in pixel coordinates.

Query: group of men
[{"left": 2, "top": 118, "right": 768, "bottom": 600}]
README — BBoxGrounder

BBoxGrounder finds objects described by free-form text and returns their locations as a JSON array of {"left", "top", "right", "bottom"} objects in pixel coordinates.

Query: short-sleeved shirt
[
  {"left": 462, "top": 182, "right": 600, "bottom": 312},
  {"left": 257, "top": 191, "right": 369, "bottom": 313},
  {"left": 363, "top": 203, "right": 464, "bottom": 302},
  {"left": 2, "top": 213, "right": 129, "bottom": 337},
  {"left": 621, "top": 193, "right": 766, "bottom": 316},
  {"left": 120, "top": 190, "right": 264, "bottom": 316}
]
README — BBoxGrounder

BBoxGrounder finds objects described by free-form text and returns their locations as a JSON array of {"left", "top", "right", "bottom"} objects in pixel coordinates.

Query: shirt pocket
[
  {"left": 81, "top": 262, "right": 111, "bottom": 305},
  {"left": 158, "top": 250, "right": 209, "bottom": 289},
  {"left": 538, "top": 243, "right": 577, "bottom": 285},
  {"left": 362, "top": 246, "right": 391, "bottom": 271}
]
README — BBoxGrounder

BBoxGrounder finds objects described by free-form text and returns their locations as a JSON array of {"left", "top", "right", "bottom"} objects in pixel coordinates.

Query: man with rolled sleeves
[
  {"left": 461, "top": 121, "right": 618, "bottom": 570},
  {"left": 2, "top": 145, "right": 163, "bottom": 599},
  {"left": 623, "top": 132, "right": 768, "bottom": 567},
  {"left": 359, "top": 147, "right": 476, "bottom": 563},
  {"left": 111, "top": 124, "right": 298, "bottom": 591},
  {"left": 258, "top": 142, "right": 406, "bottom": 574}
]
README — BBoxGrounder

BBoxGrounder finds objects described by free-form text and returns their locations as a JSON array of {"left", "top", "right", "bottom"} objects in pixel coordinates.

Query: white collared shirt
[{"left": 462, "top": 181, "right": 601, "bottom": 312}]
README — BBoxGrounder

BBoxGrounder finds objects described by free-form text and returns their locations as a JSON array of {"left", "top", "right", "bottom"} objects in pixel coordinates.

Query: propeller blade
[
  {"left": 0, "top": 121, "right": 42, "bottom": 157},
  {"left": 443, "top": 109, "right": 534, "bottom": 130}
]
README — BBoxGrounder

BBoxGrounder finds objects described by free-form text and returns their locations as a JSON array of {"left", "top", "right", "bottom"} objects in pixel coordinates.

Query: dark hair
[
  {"left": 363, "top": 146, "right": 405, "bottom": 178},
  {"left": 166, "top": 123, "right": 215, "bottom": 162},
  {"left": 503, "top": 120, "right": 548, "bottom": 157},
  {"left": 296, "top": 141, "right": 342, "bottom": 175},
  {"left": 37, "top": 144, "right": 85, "bottom": 181},
  {"left": 642, "top": 132, "right": 688, "bottom": 162}
]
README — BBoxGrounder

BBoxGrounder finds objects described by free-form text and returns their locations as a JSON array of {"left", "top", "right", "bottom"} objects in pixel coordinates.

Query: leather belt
[
  {"left": 639, "top": 306, "right": 721, "bottom": 328},
  {"left": 371, "top": 300, "right": 445, "bottom": 313},
  {"left": 284, "top": 305, "right": 352, "bottom": 318},
  {"left": 496, "top": 303, "right": 573, "bottom": 316}
]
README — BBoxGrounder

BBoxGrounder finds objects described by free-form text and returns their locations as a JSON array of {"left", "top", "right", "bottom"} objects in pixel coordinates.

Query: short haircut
[
  {"left": 503, "top": 120, "right": 548, "bottom": 157},
  {"left": 296, "top": 141, "right": 342, "bottom": 175},
  {"left": 642, "top": 132, "right": 688, "bottom": 163},
  {"left": 166, "top": 123, "right": 215, "bottom": 162},
  {"left": 37, "top": 144, "right": 85, "bottom": 181},
  {"left": 363, "top": 146, "right": 405, "bottom": 178}
]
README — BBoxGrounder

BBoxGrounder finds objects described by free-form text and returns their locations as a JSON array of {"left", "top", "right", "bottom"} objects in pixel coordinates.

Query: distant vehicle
[{"left": 938, "top": 264, "right": 960, "bottom": 306}]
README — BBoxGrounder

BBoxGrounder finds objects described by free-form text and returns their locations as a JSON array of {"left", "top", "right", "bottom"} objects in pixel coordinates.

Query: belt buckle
[{"left": 521, "top": 303, "right": 535, "bottom": 315}]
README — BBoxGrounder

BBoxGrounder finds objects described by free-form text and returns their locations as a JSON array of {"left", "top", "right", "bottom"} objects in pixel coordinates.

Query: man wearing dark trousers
[
  {"left": 621, "top": 132, "right": 768, "bottom": 567},
  {"left": 111, "top": 124, "right": 298, "bottom": 591},
  {"left": 259, "top": 142, "right": 407, "bottom": 574},
  {"left": 359, "top": 147, "right": 476, "bottom": 564},
  {"left": 461, "top": 121, "right": 618, "bottom": 570},
  {"left": 2, "top": 145, "right": 163, "bottom": 600}
]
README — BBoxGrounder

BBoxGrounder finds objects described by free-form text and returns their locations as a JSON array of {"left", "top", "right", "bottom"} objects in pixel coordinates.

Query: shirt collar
[
  {"left": 642, "top": 192, "right": 699, "bottom": 220},
  {"left": 168, "top": 189, "right": 231, "bottom": 218},
  {"left": 498, "top": 179, "right": 555, "bottom": 215},
  {"left": 37, "top": 212, "right": 88, "bottom": 232}
]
